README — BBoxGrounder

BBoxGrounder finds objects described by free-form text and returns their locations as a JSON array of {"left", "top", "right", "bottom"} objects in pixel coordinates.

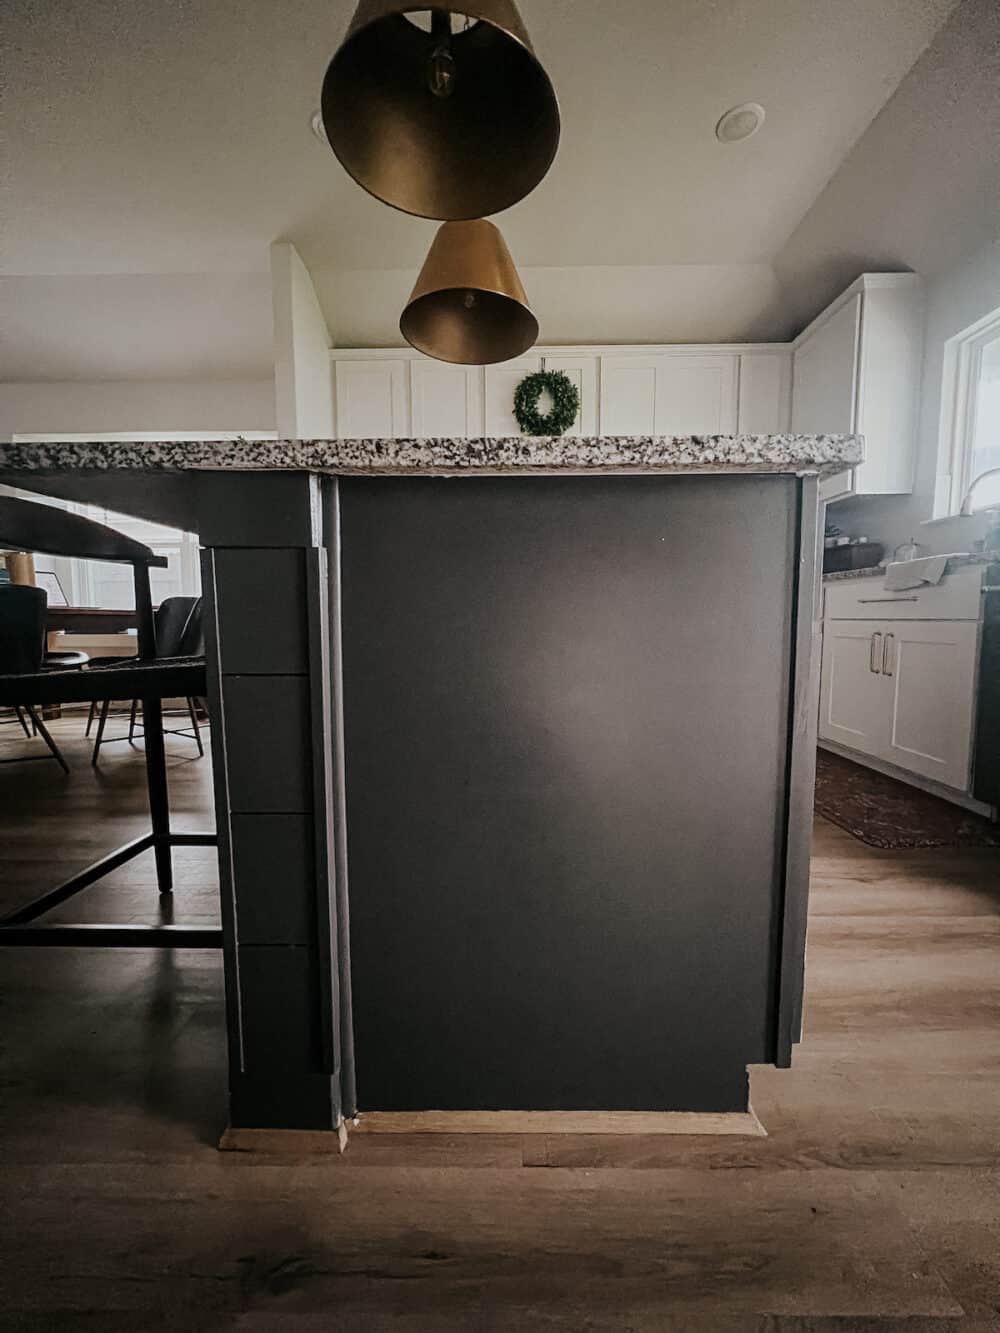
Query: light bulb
[{"left": 426, "top": 11, "right": 455, "bottom": 98}]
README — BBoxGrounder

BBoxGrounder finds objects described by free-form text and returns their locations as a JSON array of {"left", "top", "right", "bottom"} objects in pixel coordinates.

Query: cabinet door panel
[
  {"left": 600, "top": 355, "right": 738, "bottom": 436},
  {"left": 485, "top": 355, "right": 596, "bottom": 437},
  {"left": 335, "top": 360, "right": 409, "bottom": 439},
  {"left": 738, "top": 354, "right": 789, "bottom": 433},
  {"left": 791, "top": 296, "right": 860, "bottom": 436},
  {"left": 655, "top": 357, "right": 738, "bottom": 434},
  {"left": 541, "top": 356, "right": 597, "bottom": 435},
  {"left": 883, "top": 622, "right": 978, "bottom": 790},
  {"left": 484, "top": 358, "right": 538, "bottom": 436},
  {"left": 599, "top": 357, "right": 658, "bottom": 435},
  {"left": 794, "top": 296, "right": 861, "bottom": 503},
  {"left": 410, "top": 362, "right": 483, "bottom": 438},
  {"left": 819, "top": 619, "right": 886, "bottom": 756}
]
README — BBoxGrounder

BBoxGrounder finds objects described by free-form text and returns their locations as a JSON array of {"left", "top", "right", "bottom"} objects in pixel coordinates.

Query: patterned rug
[{"left": 814, "top": 749, "right": 1000, "bottom": 849}]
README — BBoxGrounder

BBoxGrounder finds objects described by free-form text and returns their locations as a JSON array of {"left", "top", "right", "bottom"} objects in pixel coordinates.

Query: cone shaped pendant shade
[
  {"left": 321, "top": 2, "right": 560, "bottom": 220},
  {"left": 401, "top": 219, "right": 538, "bottom": 365}
]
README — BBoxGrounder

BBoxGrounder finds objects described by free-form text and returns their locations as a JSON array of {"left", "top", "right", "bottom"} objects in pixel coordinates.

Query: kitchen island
[{"left": 0, "top": 433, "right": 862, "bottom": 1135}]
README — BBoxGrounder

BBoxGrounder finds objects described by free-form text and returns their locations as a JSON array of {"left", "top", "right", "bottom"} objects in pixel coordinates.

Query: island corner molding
[{"left": 0, "top": 434, "right": 863, "bottom": 477}]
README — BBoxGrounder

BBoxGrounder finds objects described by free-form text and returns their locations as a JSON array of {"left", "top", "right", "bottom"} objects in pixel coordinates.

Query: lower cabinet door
[
  {"left": 881, "top": 621, "right": 979, "bottom": 790},
  {"left": 819, "top": 619, "right": 886, "bottom": 756}
]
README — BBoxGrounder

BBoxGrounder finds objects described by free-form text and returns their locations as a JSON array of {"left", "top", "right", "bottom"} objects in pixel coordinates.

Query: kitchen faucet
[
  {"left": 959, "top": 466, "right": 1000, "bottom": 552},
  {"left": 960, "top": 466, "right": 1000, "bottom": 515}
]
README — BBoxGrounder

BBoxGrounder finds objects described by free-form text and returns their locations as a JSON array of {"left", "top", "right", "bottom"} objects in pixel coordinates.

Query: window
[
  {"left": 966, "top": 334, "right": 1000, "bottom": 507},
  {"left": 9, "top": 431, "right": 275, "bottom": 606},
  {"left": 938, "top": 309, "right": 1000, "bottom": 515},
  {"left": 0, "top": 485, "right": 199, "bottom": 609}
]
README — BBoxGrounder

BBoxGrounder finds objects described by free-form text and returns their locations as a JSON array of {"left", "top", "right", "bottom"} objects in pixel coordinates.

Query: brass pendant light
[
  {"left": 400, "top": 219, "right": 538, "bottom": 364},
  {"left": 321, "top": 2, "right": 560, "bottom": 220}
]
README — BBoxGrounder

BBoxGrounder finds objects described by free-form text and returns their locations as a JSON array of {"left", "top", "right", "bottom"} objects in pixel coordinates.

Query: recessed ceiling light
[
  {"left": 715, "top": 102, "right": 765, "bottom": 144},
  {"left": 310, "top": 109, "right": 328, "bottom": 145}
]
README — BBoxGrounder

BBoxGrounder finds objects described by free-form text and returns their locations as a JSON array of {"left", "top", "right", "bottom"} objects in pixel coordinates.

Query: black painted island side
[{"left": 0, "top": 433, "right": 863, "bottom": 1135}]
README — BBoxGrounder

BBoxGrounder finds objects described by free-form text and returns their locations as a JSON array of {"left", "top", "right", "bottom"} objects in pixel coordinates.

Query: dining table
[{"left": 45, "top": 606, "right": 138, "bottom": 634}]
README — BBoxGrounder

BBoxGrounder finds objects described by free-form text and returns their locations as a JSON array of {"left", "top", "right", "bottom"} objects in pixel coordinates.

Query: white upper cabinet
[
  {"left": 791, "top": 296, "right": 860, "bottom": 437},
  {"left": 541, "top": 355, "right": 598, "bottom": 435},
  {"left": 410, "top": 361, "right": 483, "bottom": 438},
  {"left": 791, "top": 274, "right": 924, "bottom": 500},
  {"left": 484, "top": 354, "right": 597, "bottom": 436},
  {"left": 331, "top": 342, "right": 793, "bottom": 441},
  {"left": 600, "top": 354, "right": 739, "bottom": 436},
  {"left": 737, "top": 353, "right": 791, "bottom": 434},
  {"left": 334, "top": 358, "right": 409, "bottom": 439},
  {"left": 484, "top": 357, "right": 537, "bottom": 436}
]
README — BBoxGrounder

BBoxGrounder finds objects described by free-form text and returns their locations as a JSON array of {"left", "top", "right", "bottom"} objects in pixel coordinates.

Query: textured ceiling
[
  {"left": 1, "top": 0, "right": 963, "bottom": 378},
  {"left": 4, "top": 0, "right": 960, "bottom": 276}
]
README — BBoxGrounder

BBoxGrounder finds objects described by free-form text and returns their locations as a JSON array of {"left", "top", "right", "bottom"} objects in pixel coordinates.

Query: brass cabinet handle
[
  {"left": 882, "top": 632, "right": 895, "bottom": 677},
  {"left": 870, "top": 631, "right": 883, "bottom": 674},
  {"left": 858, "top": 596, "right": 919, "bottom": 603}
]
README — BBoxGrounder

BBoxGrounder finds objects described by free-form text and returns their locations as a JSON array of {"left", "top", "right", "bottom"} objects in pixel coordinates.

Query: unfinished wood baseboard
[{"left": 350, "top": 1109, "right": 766, "bottom": 1137}]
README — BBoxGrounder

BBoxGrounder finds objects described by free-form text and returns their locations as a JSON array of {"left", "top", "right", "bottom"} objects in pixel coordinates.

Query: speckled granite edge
[
  {"left": 823, "top": 553, "right": 996, "bottom": 582},
  {"left": 0, "top": 434, "right": 864, "bottom": 476}
]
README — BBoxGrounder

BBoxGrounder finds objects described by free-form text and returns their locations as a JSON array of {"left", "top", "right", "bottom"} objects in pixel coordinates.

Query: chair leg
[
  {"left": 85, "top": 701, "right": 97, "bottom": 737},
  {"left": 187, "top": 697, "right": 204, "bottom": 757},
  {"left": 15, "top": 707, "right": 32, "bottom": 739},
  {"left": 25, "top": 706, "right": 70, "bottom": 776},
  {"left": 91, "top": 699, "right": 111, "bottom": 766},
  {"left": 141, "top": 695, "right": 173, "bottom": 895},
  {"left": 128, "top": 698, "right": 139, "bottom": 743}
]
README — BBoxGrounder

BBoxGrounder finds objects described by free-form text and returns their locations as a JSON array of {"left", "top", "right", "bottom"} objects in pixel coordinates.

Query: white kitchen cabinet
[
  {"left": 791, "top": 274, "right": 923, "bottom": 501},
  {"left": 484, "top": 354, "right": 597, "bottom": 436},
  {"left": 819, "top": 568, "right": 983, "bottom": 795},
  {"left": 819, "top": 618, "right": 979, "bottom": 791},
  {"left": 543, "top": 355, "right": 598, "bottom": 435},
  {"left": 882, "top": 621, "right": 979, "bottom": 790},
  {"left": 791, "top": 296, "right": 860, "bottom": 439},
  {"left": 334, "top": 358, "right": 409, "bottom": 439},
  {"left": 818, "top": 618, "right": 888, "bottom": 758},
  {"left": 410, "top": 361, "right": 483, "bottom": 438},
  {"left": 484, "top": 357, "right": 537, "bottom": 436},
  {"left": 331, "top": 341, "right": 791, "bottom": 441},
  {"left": 737, "top": 353, "right": 791, "bottom": 434},
  {"left": 600, "top": 353, "right": 738, "bottom": 436}
]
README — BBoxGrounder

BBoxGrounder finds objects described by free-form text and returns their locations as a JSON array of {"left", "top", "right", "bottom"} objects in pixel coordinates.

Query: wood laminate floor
[{"left": 1, "top": 717, "right": 998, "bottom": 1331}]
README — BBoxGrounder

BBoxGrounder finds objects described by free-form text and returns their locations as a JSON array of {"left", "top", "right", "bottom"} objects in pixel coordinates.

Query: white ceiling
[{"left": 2, "top": 0, "right": 963, "bottom": 379}]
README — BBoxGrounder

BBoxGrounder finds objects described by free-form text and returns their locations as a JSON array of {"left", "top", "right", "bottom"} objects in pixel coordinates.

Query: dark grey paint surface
[
  {"left": 221, "top": 675, "right": 313, "bottom": 814},
  {"left": 213, "top": 548, "right": 309, "bottom": 675},
  {"left": 200, "top": 474, "right": 346, "bottom": 1131},
  {"left": 340, "top": 476, "right": 798, "bottom": 1112}
]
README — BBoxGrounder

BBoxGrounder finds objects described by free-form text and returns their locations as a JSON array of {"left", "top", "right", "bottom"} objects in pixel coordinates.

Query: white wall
[
  {"left": 270, "top": 241, "right": 334, "bottom": 438},
  {"left": 0, "top": 378, "right": 275, "bottom": 440},
  {"left": 314, "top": 263, "right": 790, "bottom": 348},
  {"left": 831, "top": 239, "right": 1000, "bottom": 554}
]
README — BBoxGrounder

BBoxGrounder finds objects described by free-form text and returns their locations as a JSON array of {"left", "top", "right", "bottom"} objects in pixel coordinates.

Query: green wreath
[{"left": 513, "top": 369, "right": 580, "bottom": 436}]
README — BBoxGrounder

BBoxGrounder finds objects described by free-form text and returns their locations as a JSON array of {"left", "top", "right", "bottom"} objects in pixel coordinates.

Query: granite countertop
[
  {"left": 823, "top": 552, "right": 996, "bottom": 582},
  {"left": 0, "top": 434, "right": 863, "bottom": 477}
]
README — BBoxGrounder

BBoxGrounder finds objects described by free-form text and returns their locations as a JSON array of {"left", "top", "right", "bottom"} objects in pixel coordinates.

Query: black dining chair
[
  {"left": 87, "top": 595, "right": 206, "bottom": 763},
  {"left": 0, "top": 496, "right": 218, "bottom": 950},
  {"left": 0, "top": 583, "right": 71, "bottom": 773}
]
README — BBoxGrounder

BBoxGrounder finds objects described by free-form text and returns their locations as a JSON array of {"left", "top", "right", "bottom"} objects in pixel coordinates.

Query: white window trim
[{"left": 935, "top": 307, "right": 1000, "bottom": 518}]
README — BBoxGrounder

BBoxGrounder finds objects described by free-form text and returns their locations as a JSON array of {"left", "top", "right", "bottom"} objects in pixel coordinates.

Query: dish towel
[{"left": 884, "top": 555, "right": 950, "bottom": 591}]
